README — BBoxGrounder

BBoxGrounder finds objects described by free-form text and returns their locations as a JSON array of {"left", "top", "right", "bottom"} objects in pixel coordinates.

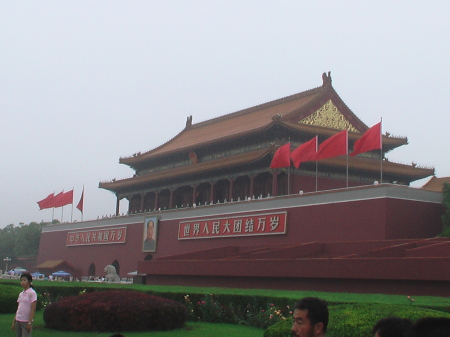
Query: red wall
[
  {"left": 153, "top": 198, "right": 442, "bottom": 258},
  {"left": 139, "top": 239, "right": 450, "bottom": 296},
  {"left": 385, "top": 199, "right": 443, "bottom": 239},
  {"left": 37, "top": 192, "right": 443, "bottom": 279},
  {"left": 37, "top": 223, "right": 146, "bottom": 278}
]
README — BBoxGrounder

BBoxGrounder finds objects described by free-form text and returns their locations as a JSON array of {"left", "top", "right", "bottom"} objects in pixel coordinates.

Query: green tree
[
  {"left": 14, "top": 222, "right": 44, "bottom": 256},
  {"left": 0, "top": 224, "right": 18, "bottom": 258},
  {"left": 0, "top": 220, "right": 58, "bottom": 267},
  {"left": 440, "top": 182, "right": 450, "bottom": 237}
]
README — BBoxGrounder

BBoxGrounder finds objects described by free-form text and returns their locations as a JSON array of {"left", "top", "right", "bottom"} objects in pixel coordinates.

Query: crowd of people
[{"left": 9, "top": 274, "right": 450, "bottom": 337}]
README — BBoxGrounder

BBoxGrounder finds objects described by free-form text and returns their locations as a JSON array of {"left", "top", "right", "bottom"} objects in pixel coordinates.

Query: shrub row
[
  {"left": 2, "top": 282, "right": 450, "bottom": 333},
  {"left": 0, "top": 284, "right": 22, "bottom": 314},
  {"left": 34, "top": 285, "right": 291, "bottom": 329},
  {"left": 43, "top": 290, "right": 188, "bottom": 332},
  {"left": 264, "top": 303, "right": 450, "bottom": 337}
]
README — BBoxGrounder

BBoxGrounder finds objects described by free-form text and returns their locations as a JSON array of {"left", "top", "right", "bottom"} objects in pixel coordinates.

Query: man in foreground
[
  {"left": 291, "top": 297, "right": 329, "bottom": 337},
  {"left": 414, "top": 317, "right": 450, "bottom": 337}
]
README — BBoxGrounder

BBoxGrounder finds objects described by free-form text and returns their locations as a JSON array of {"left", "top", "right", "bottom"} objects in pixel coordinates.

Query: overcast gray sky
[{"left": 1, "top": 1, "right": 449, "bottom": 228}]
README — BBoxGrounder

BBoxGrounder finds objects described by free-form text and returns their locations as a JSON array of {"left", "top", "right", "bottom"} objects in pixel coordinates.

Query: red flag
[
  {"left": 270, "top": 142, "right": 291, "bottom": 168},
  {"left": 52, "top": 190, "right": 74, "bottom": 208},
  {"left": 315, "top": 130, "right": 348, "bottom": 161},
  {"left": 50, "top": 191, "right": 64, "bottom": 208},
  {"left": 37, "top": 193, "right": 55, "bottom": 210},
  {"left": 290, "top": 136, "right": 318, "bottom": 169},
  {"left": 77, "top": 188, "right": 84, "bottom": 213},
  {"left": 350, "top": 122, "right": 382, "bottom": 156}
]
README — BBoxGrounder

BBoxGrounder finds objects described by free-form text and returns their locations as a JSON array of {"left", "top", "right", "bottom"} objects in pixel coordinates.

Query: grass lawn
[
  {"left": 135, "top": 284, "right": 450, "bottom": 307},
  {"left": 2, "top": 280, "right": 449, "bottom": 337},
  {"left": 3, "top": 279, "right": 449, "bottom": 307},
  {"left": 0, "top": 311, "right": 264, "bottom": 337}
]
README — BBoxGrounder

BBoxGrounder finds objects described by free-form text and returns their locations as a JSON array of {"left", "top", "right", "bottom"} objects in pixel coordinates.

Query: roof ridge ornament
[
  {"left": 322, "top": 71, "right": 332, "bottom": 86},
  {"left": 186, "top": 115, "right": 193, "bottom": 129},
  {"left": 271, "top": 113, "right": 283, "bottom": 121}
]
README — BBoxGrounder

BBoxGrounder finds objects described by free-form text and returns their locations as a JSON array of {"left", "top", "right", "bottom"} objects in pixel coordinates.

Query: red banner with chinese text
[
  {"left": 66, "top": 227, "right": 127, "bottom": 246},
  {"left": 178, "top": 212, "right": 287, "bottom": 240}
]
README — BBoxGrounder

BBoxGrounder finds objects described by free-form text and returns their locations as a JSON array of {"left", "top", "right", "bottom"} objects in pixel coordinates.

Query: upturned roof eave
[
  {"left": 119, "top": 121, "right": 277, "bottom": 169},
  {"left": 119, "top": 84, "right": 327, "bottom": 167},
  {"left": 281, "top": 121, "right": 408, "bottom": 150},
  {"left": 119, "top": 125, "right": 190, "bottom": 167},
  {"left": 101, "top": 148, "right": 272, "bottom": 193},
  {"left": 120, "top": 118, "right": 408, "bottom": 172},
  {"left": 101, "top": 149, "right": 433, "bottom": 194},
  {"left": 327, "top": 156, "right": 434, "bottom": 181},
  {"left": 421, "top": 176, "right": 450, "bottom": 192}
]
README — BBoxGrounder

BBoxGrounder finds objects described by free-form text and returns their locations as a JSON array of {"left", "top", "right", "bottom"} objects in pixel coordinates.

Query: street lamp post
[{"left": 3, "top": 257, "right": 11, "bottom": 274}]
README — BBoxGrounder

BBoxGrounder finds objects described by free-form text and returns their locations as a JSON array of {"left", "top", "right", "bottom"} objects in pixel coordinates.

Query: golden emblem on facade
[{"left": 299, "top": 100, "right": 358, "bottom": 132}]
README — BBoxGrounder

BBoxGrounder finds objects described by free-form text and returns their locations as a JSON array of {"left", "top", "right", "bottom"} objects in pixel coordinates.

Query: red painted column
[
  {"left": 192, "top": 185, "right": 197, "bottom": 206},
  {"left": 229, "top": 178, "right": 235, "bottom": 202},
  {"left": 169, "top": 189, "right": 174, "bottom": 209},
  {"left": 115, "top": 196, "right": 120, "bottom": 216},
  {"left": 127, "top": 196, "right": 132, "bottom": 214},
  {"left": 154, "top": 191, "right": 159, "bottom": 211},
  {"left": 250, "top": 175, "right": 255, "bottom": 199},
  {"left": 140, "top": 193, "right": 145, "bottom": 213},
  {"left": 272, "top": 169, "right": 278, "bottom": 197},
  {"left": 210, "top": 181, "right": 216, "bottom": 204}
]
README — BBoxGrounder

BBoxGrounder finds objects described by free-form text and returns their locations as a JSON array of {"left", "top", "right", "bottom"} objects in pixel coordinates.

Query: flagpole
[
  {"left": 315, "top": 161, "right": 318, "bottom": 192},
  {"left": 80, "top": 185, "right": 84, "bottom": 222},
  {"left": 380, "top": 118, "right": 383, "bottom": 183},
  {"left": 51, "top": 190, "right": 55, "bottom": 222},
  {"left": 287, "top": 166, "right": 291, "bottom": 195},
  {"left": 380, "top": 148, "right": 383, "bottom": 183},
  {"left": 315, "top": 135, "right": 318, "bottom": 192},
  {"left": 346, "top": 155, "right": 349, "bottom": 188},
  {"left": 70, "top": 187, "right": 74, "bottom": 223},
  {"left": 288, "top": 138, "right": 291, "bottom": 195},
  {"left": 346, "top": 130, "right": 349, "bottom": 188}
]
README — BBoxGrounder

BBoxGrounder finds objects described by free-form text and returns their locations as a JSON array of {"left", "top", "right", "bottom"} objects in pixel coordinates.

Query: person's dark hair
[
  {"left": 294, "top": 297, "right": 329, "bottom": 333},
  {"left": 20, "top": 272, "right": 34, "bottom": 289},
  {"left": 414, "top": 317, "right": 450, "bottom": 337},
  {"left": 372, "top": 316, "right": 414, "bottom": 337}
]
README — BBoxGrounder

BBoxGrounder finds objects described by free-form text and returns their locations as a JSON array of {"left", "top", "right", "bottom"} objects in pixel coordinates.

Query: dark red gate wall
[
  {"left": 37, "top": 196, "right": 443, "bottom": 278},
  {"left": 154, "top": 198, "right": 443, "bottom": 258}
]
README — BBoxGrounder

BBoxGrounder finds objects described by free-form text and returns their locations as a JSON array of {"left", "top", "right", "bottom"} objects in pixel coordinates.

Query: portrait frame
[{"left": 143, "top": 216, "right": 158, "bottom": 252}]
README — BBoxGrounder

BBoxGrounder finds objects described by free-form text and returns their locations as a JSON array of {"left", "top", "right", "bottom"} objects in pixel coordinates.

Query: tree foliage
[
  {"left": 441, "top": 183, "right": 450, "bottom": 231},
  {"left": 438, "top": 182, "right": 450, "bottom": 237},
  {"left": 0, "top": 220, "right": 58, "bottom": 264}
]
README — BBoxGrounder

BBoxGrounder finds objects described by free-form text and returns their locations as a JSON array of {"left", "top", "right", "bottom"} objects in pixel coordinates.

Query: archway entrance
[
  {"left": 112, "top": 259, "right": 120, "bottom": 277},
  {"left": 88, "top": 263, "right": 96, "bottom": 278}
]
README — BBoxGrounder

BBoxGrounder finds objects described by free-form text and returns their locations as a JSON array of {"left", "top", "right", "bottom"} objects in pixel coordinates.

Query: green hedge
[
  {"left": 0, "top": 283, "right": 291, "bottom": 329},
  {"left": 2, "top": 282, "right": 450, "bottom": 333},
  {"left": 0, "top": 284, "right": 22, "bottom": 314},
  {"left": 43, "top": 290, "right": 188, "bottom": 332},
  {"left": 264, "top": 303, "right": 450, "bottom": 337}
]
